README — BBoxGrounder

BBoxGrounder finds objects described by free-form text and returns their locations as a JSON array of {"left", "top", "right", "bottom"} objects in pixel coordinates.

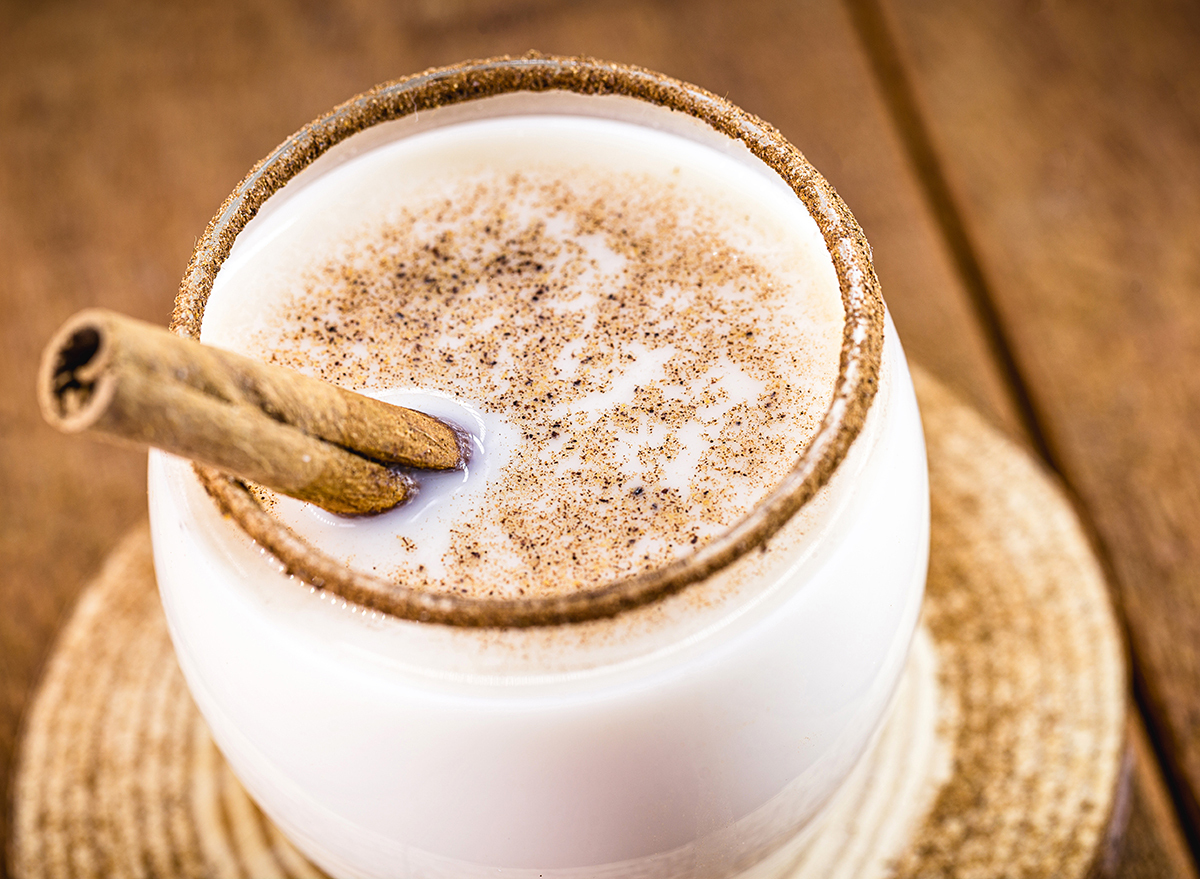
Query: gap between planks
[{"left": 842, "top": 0, "right": 1053, "bottom": 465}]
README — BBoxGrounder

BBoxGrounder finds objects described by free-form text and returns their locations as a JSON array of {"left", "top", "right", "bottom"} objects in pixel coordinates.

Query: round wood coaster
[{"left": 9, "top": 371, "right": 1126, "bottom": 879}]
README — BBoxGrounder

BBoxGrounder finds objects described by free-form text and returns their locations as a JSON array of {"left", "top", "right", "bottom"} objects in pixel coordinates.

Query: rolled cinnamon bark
[{"left": 38, "top": 308, "right": 464, "bottom": 515}]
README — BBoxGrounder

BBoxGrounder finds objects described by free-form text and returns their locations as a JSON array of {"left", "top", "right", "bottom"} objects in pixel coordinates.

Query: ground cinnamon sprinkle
[{"left": 241, "top": 168, "right": 836, "bottom": 600}]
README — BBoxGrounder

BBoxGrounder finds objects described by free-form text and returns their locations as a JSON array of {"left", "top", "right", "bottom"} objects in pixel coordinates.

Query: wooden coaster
[{"left": 8, "top": 371, "right": 1126, "bottom": 879}]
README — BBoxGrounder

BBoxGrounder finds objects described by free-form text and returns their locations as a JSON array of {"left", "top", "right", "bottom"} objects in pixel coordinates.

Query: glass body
[{"left": 148, "top": 59, "right": 928, "bottom": 879}]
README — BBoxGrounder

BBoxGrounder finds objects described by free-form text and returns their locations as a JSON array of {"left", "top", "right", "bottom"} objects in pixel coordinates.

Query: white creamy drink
[
  {"left": 150, "top": 74, "right": 928, "bottom": 879},
  {"left": 204, "top": 115, "right": 843, "bottom": 601}
]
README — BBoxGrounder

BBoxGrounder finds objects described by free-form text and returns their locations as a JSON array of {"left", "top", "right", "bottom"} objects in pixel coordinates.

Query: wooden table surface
[{"left": 2, "top": 1, "right": 1198, "bottom": 876}]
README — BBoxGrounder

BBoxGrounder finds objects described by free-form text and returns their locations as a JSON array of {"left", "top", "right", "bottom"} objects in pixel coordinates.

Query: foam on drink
[{"left": 202, "top": 114, "right": 844, "bottom": 601}]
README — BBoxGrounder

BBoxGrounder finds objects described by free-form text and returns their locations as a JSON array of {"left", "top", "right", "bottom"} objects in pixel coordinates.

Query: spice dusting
[{"left": 240, "top": 169, "right": 837, "bottom": 599}]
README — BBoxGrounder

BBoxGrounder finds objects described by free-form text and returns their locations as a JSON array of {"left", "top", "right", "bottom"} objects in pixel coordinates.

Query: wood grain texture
[
  {"left": 876, "top": 0, "right": 1200, "bottom": 862},
  {"left": 1104, "top": 716, "right": 1200, "bottom": 879}
]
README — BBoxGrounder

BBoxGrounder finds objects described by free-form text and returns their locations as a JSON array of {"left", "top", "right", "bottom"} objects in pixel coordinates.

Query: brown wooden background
[{"left": 2, "top": 0, "right": 1198, "bottom": 875}]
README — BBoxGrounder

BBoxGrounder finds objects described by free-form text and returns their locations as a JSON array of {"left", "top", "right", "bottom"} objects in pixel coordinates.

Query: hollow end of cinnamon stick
[
  {"left": 37, "top": 308, "right": 462, "bottom": 516},
  {"left": 38, "top": 309, "right": 120, "bottom": 433}
]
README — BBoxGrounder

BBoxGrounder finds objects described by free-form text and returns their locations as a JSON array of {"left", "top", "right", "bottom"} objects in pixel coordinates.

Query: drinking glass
[{"left": 148, "top": 55, "right": 928, "bottom": 879}]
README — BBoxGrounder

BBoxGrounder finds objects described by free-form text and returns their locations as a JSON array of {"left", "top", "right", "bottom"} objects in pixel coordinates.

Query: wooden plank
[
  {"left": 871, "top": 0, "right": 1200, "bottom": 861},
  {"left": 0, "top": 0, "right": 1023, "bottom": 874},
  {"left": 1103, "top": 716, "right": 1200, "bottom": 879}
]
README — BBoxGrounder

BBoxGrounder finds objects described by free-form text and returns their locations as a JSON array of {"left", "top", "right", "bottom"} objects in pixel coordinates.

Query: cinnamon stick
[{"left": 37, "top": 309, "right": 464, "bottom": 516}]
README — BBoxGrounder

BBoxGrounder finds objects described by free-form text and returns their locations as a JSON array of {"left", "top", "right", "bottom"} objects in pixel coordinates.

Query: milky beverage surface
[{"left": 202, "top": 115, "right": 844, "bottom": 601}]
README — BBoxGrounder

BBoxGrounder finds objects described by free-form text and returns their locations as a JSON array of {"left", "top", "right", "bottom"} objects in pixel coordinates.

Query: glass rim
[{"left": 170, "top": 53, "right": 885, "bottom": 628}]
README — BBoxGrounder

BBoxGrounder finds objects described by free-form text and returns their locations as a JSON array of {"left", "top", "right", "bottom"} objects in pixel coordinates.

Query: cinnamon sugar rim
[{"left": 170, "top": 53, "right": 885, "bottom": 628}]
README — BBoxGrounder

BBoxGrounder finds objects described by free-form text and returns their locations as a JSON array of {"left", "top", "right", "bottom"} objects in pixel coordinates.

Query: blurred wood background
[{"left": 2, "top": 0, "right": 1198, "bottom": 875}]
